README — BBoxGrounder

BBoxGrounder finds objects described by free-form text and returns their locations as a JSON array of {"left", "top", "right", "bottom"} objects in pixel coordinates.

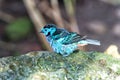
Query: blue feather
[{"left": 40, "top": 24, "right": 101, "bottom": 56}]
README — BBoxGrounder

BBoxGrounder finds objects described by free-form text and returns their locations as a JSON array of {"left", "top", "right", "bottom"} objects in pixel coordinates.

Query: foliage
[{"left": 5, "top": 17, "right": 32, "bottom": 41}]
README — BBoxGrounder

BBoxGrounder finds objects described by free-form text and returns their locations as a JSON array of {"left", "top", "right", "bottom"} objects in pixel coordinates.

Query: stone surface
[{"left": 0, "top": 51, "right": 120, "bottom": 80}]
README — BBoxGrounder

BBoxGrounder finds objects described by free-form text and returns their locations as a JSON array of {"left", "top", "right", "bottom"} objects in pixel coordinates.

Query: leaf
[{"left": 5, "top": 17, "right": 32, "bottom": 41}]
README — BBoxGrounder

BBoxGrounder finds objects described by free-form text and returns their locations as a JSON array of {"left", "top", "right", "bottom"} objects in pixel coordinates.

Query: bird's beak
[
  {"left": 40, "top": 30, "right": 43, "bottom": 33},
  {"left": 39, "top": 29, "right": 43, "bottom": 33}
]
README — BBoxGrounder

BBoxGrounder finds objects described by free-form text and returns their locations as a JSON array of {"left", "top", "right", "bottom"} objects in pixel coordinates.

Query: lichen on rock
[{"left": 0, "top": 51, "right": 120, "bottom": 80}]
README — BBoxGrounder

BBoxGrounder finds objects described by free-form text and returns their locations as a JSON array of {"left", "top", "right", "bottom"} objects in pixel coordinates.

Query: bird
[{"left": 40, "top": 24, "right": 100, "bottom": 56}]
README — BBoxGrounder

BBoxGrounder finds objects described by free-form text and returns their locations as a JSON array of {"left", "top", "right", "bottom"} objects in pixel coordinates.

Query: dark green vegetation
[{"left": 5, "top": 17, "right": 32, "bottom": 41}]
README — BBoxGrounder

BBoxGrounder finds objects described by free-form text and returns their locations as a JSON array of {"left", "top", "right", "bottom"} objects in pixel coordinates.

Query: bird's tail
[
  {"left": 85, "top": 39, "right": 101, "bottom": 46},
  {"left": 78, "top": 39, "right": 100, "bottom": 46}
]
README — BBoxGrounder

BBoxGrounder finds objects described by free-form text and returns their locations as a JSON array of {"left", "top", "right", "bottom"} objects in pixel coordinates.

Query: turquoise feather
[{"left": 40, "top": 24, "right": 100, "bottom": 56}]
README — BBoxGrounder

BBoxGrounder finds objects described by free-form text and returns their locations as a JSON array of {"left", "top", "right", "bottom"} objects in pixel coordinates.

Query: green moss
[{"left": 0, "top": 51, "right": 120, "bottom": 80}]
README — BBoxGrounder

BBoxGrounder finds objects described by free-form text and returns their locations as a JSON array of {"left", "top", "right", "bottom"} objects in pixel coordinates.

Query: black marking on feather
[
  {"left": 62, "top": 33, "right": 87, "bottom": 45},
  {"left": 53, "top": 29, "right": 62, "bottom": 36},
  {"left": 46, "top": 32, "right": 51, "bottom": 36},
  {"left": 44, "top": 24, "right": 57, "bottom": 28}
]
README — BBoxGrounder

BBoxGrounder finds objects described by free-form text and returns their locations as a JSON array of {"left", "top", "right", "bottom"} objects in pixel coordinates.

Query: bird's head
[{"left": 40, "top": 24, "right": 57, "bottom": 36}]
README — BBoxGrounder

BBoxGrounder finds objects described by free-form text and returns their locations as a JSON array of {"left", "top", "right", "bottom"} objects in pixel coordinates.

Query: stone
[{"left": 0, "top": 51, "right": 120, "bottom": 80}]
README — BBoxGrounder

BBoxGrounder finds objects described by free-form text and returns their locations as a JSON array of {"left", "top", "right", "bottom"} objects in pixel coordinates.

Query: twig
[
  {"left": 23, "top": 0, "right": 52, "bottom": 51},
  {"left": 37, "top": 0, "right": 64, "bottom": 28},
  {"left": 63, "top": 0, "right": 80, "bottom": 33},
  {"left": 0, "top": 11, "right": 15, "bottom": 23},
  {"left": 51, "top": 0, "right": 64, "bottom": 28}
]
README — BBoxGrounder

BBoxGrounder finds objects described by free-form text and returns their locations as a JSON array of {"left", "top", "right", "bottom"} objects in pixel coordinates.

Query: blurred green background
[{"left": 0, "top": 0, "right": 120, "bottom": 57}]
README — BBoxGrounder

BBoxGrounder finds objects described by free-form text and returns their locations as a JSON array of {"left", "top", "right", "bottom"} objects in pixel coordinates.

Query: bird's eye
[
  {"left": 46, "top": 32, "right": 50, "bottom": 36},
  {"left": 48, "top": 32, "right": 50, "bottom": 35}
]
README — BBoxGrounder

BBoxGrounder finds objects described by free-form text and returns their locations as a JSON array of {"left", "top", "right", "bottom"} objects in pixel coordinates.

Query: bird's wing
[
  {"left": 52, "top": 28, "right": 70, "bottom": 40},
  {"left": 62, "top": 32, "right": 87, "bottom": 45}
]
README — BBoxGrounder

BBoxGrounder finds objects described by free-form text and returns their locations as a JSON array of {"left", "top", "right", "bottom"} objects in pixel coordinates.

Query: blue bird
[{"left": 40, "top": 24, "right": 100, "bottom": 56}]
